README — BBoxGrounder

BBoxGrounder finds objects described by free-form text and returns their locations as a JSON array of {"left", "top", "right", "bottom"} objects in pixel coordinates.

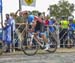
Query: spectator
[
  {"left": 59, "top": 16, "right": 69, "bottom": 47},
  {"left": 49, "top": 17, "right": 56, "bottom": 32},
  {"left": 15, "top": 11, "right": 24, "bottom": 23},
  {"left": 44, "top": 16, "right": 49, "bottom": 26},
  {"left": 3, "top": 14, "right": 12, "bottom": 52},
  {"left": 10, "top": 13, "right": 16, "bottom": 52}
]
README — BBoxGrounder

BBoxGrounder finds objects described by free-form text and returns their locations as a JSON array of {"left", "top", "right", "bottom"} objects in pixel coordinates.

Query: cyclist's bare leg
[
  {"left": 33, "top": 34, "right": 43, "bottom": 47},
  {"left": 41, "top": 35, "right": 49, "bottom": 50},
  {"left": 41, "top": 35, "right": 48, "bottom": 43}
]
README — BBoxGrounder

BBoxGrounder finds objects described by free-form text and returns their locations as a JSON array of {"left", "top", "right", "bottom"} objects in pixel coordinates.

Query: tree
[
  {"left": 32, "top": 10, "right": 39, "bottom": 16},
  {"left": 48, "top": 0, "right": 75, "bottom": 18}
]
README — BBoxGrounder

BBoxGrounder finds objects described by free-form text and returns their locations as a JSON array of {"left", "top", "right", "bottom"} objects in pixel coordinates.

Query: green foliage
[
  {"left": 32, "top": 10, "right": 39, "bottom": 16},
  {"left": 49, "top": 0, "right": 74, "bottom": 18}
]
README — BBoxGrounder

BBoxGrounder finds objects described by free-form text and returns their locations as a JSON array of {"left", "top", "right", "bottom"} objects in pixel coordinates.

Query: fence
[{"left": 0, "top": 23, "right": 75, "bottom": 51}]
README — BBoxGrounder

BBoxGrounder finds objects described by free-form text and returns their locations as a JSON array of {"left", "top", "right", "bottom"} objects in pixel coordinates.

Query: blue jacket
[
  {"left": 3, "top": 18, "right": 15, "bottom": 43},
  {"left": 28, "top": 15, "right": 34, "bottom": 24},
  {"left": 49, "top": 20, "right": 56, "bottom": 32},
  {"left": 70, "top": 23, "right": 75, "bottom": 31}
]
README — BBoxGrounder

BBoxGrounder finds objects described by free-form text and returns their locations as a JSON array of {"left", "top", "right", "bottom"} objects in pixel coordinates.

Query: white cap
[
  {"left": 50, "top": 16, "right": 56, "bottom": 20},
  {"left": 68, "top": 16, "right": 74, "bottom": 20}
]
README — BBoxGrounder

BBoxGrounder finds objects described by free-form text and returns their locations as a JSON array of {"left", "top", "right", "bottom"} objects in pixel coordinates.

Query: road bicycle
[
  {"left": 21, "top": 25, "right": 57, "bottom": 56},
  {"left": 0, "top": 23, "right": 57, "bottom": 56}
]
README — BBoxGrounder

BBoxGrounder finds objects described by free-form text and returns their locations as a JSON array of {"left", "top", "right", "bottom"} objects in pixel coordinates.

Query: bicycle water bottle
[{"left": 45, "top": 31, "right": 49, "bottom": 38}]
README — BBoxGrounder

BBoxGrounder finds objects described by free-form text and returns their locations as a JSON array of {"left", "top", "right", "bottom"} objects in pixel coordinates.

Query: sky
[
  {"left": 0, "top": 0, "right": 74, "bottom": 28},
  {"left": 2, "top": 0, "right": 75, "bottom": 20}
]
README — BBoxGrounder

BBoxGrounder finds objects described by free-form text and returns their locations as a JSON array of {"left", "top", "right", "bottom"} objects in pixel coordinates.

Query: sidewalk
[{"left": 56, "top": 48, "right": 75, "bottom": 53}]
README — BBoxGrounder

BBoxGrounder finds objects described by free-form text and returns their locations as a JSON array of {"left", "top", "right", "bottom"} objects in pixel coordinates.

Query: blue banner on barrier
[{"left": 0, "top": 0, "right": 2, "bottom": 13}]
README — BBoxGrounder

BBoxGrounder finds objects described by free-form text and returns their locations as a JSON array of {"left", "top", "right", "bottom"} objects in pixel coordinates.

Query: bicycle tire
[
  {"left": 47, "top": 32, "right": 57, "bottom": 53},
  {"left": 21, "top": 33, "right": 39, "bottom": 56}
]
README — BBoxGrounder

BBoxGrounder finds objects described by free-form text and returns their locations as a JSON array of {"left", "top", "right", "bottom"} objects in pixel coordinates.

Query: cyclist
[
  {"left": 30, "top": 13, "right": 50, "bottom": 50},
  {"left": 59, "top": 16, "right": 69, "bottom": 47},
  {"left": 23, "top": 12, "right": 49, "bottom": 50},
  {"left": 32, "top": 15, "right": 49, "bottom": 50}
]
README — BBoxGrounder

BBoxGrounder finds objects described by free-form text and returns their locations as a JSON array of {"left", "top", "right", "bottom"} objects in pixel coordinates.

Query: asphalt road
[{"left": 0, "top": 52, "right": 75, "bottom": 63}]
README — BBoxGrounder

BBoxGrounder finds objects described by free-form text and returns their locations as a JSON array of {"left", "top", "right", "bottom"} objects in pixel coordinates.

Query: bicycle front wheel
[
  {"left": 47, "top": 33, "right": 57, "bottom": 53},
  {"left": 21, "top": 36, "right": 39, "bottom": 56}
]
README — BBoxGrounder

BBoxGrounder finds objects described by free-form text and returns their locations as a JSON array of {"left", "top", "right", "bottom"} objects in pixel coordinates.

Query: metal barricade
[
  {"left": 61, "top": 28, "right": 75, "bottom": 48},
  {"left": 44, "top": 25, "right": 60, "bottom": 48},
  {"left": 12, "top": 23, "right": 27, "bottom": 50}
]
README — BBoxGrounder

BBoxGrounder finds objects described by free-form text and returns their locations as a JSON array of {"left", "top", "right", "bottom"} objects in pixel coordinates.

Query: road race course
[{"left": 0, "top": 48, "right": 75, "bottom": 63}]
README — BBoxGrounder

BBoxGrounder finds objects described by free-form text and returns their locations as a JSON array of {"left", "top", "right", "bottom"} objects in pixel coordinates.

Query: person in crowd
[
  {"left": 22, "top": 11, "right": 29, "bottom": 23},
  {"left": 49, "top": 16, "right": 56, "bottom": 32},
  {"left": 44, "top": 16, "right": 49, "bottom": 26},
  {"left": 10, "top": 13, "right": 16, "bottom": 52},
  {"left": 15, "top": 11, "right": 24, "bottom": 23},
  {"left": 68, "top": 16, "right": 74, "bottom": 30},
  {"left": 3, "top": 14, "right": 12, "bottom": 52},
  {"left": 59, "top": 16, "right": 69, "bottom": 47},
  {"left": 68, "top": 16, "right": 75, "bottom": 38},
  {"left": 49, "top": 16, "right": 60, "bottom": 48},
  {"left": 2, "top": 13, "right": 16, "bottom": 52}
]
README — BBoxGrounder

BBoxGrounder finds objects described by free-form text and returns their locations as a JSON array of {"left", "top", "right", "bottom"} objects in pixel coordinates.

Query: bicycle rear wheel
[{"left": 21, "top": 34, "right": 39, "bottom": 56}]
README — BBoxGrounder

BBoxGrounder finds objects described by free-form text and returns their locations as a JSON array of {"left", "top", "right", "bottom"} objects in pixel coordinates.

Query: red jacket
[{"left": 44, "top": 20, "right": 49, "bottom": 26}]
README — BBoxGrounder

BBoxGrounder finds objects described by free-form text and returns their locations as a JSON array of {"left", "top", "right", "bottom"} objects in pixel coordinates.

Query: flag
[
  {"left": 21, "top": 0, "right": 36, "bottom": 7},
  {"left": 0, "top": 0, "right": 2, "bottom": 13}
]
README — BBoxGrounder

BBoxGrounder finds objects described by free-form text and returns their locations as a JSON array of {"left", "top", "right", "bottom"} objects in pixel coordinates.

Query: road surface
[{"left": 0, "top": 52, "right": 75, "bottom": 63}]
